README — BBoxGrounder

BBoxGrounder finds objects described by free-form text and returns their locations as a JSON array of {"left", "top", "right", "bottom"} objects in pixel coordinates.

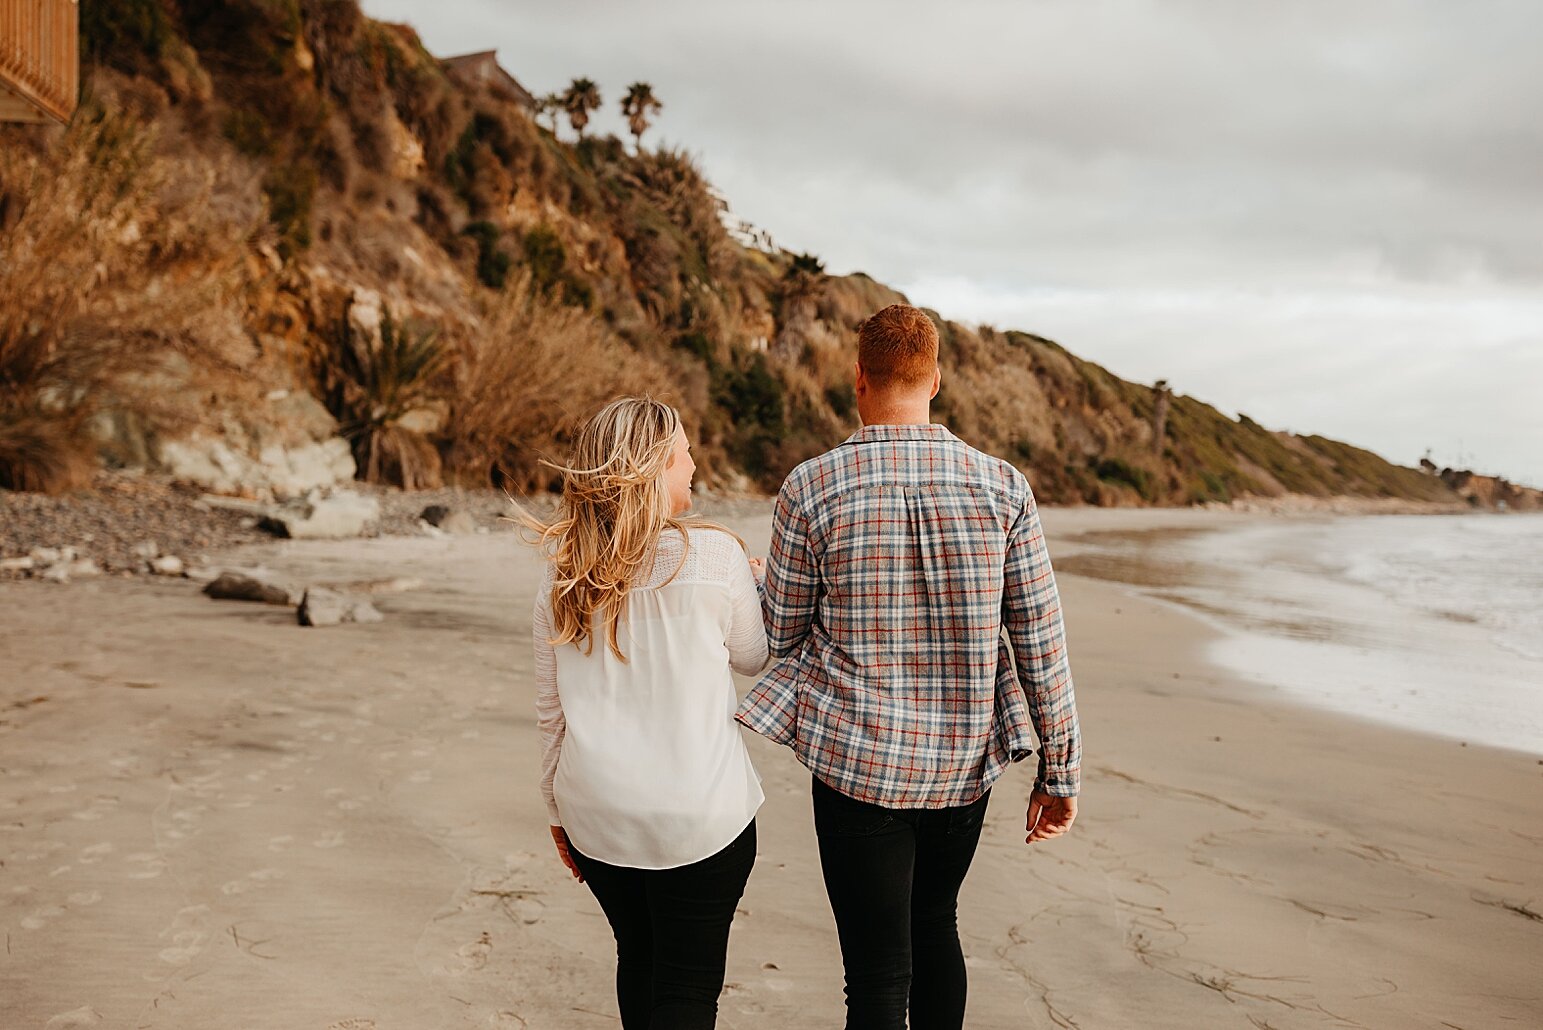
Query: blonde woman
[{"left": 524, "top": 397, "right": 768, "bottom": 1030}]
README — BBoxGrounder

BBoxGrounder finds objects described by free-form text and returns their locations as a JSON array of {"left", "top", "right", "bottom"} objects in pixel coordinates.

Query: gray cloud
[{"left": 361, "top": 0, "right": 1543, "bottom": 484}]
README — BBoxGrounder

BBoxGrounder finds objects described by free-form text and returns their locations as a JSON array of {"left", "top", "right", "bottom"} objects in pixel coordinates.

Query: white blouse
[{"left": 533, "top": 526, "right": 769, "bottom": 870}]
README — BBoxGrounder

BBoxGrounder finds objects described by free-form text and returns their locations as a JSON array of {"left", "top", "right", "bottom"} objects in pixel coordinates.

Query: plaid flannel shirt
[{"left": 735, "top": 422, "right": 1081, "bottom": 808}]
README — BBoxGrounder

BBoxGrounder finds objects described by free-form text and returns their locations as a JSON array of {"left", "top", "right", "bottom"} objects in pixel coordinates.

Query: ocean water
[{"left": 1067, "top": 513, "right": 1543, "bottom": 755}]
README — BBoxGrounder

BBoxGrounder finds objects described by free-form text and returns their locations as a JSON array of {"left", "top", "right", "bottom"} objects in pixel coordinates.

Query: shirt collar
[{"left": 840, "top": 422, "right": 957, "bottom": 447}]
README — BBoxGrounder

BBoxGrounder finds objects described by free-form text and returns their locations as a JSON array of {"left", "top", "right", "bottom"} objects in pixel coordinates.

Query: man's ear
[
  {"left": 929, "top": 365, "right": 941, "bottom": 400},
  {"left": 854, "top": 361, "right": 868, "bottom": 397}
]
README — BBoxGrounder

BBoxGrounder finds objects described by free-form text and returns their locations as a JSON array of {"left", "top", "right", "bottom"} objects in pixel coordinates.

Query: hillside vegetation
[{"left": 0, "top": 0, "right": 1528, "bottom": 509}]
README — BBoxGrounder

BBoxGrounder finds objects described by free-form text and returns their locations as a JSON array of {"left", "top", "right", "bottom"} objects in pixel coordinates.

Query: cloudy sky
[{"left": 363, "top": 0, "right": 1542, "bottom": 485}]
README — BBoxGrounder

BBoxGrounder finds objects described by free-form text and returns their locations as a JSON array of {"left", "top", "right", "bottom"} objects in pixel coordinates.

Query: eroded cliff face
[{"left": 2, "top": 0, "right": 1527, "bottom": 508}]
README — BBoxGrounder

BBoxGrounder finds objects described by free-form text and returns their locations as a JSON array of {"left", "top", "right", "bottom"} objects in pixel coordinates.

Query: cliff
[{"left": 0, "top": 0, "right": 1534, "bottom": 510}]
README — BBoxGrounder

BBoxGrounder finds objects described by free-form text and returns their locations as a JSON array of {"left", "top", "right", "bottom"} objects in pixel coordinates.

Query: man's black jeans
[
  {"left": 569, "top": 820, "right": 756, "bottom": 1030},
  {"left": 813, "top": 777, "right": 990, "bottom": 1030}
]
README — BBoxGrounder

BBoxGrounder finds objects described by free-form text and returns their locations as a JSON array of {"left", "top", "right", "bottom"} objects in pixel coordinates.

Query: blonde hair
[{"left": 515, "top": 396, "right": 737, "bottom": 661}]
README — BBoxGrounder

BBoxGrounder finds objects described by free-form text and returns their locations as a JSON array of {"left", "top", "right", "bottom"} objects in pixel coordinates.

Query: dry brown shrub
[
  {"left": 0, "top": 109, "right": 259, "bottom": 492},
  {"left": 442, "top": 274, "right": 674, "bottom": 489}
]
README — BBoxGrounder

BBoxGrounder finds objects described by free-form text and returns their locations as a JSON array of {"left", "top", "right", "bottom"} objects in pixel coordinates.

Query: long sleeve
[
  {"left": 1001, "top": 492, "right": 1081, "bottom": 797},
  {"left": 762, "top": 487, "right": 820, "bottom": 659},
  {"left": 532, "top": 565, "right": 566, "bottom": 826},
  {"left": 726, "top": 549, "right": 770, "bottom": 677}
]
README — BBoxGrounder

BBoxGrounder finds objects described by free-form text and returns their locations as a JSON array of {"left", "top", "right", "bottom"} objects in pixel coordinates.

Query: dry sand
[{"left": 1, "top": 507, "right": 1539, "bottom": 1029}]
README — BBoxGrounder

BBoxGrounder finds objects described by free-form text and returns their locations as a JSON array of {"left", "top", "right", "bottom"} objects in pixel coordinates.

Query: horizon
[{"left": 361, "top": 0, "right": 1542, "bottom": 488}]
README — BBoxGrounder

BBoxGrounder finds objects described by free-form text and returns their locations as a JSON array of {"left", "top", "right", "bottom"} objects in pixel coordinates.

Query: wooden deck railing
[{"left": 0, "top": 0, "right": 79, "bottom": 124}]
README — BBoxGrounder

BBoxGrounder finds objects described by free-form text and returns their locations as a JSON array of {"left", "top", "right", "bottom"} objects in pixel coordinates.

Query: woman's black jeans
[
  {"left": 569, "top": 820, "right": 756, "bottom": 1030},
  {"left": 813, "top": 777, "right": 990, "bottom": 1030}
]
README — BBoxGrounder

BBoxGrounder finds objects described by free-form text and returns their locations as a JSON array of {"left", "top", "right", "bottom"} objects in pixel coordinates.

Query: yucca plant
[{"left": 321, "top": 304, "right": 449, "bottom": 489}]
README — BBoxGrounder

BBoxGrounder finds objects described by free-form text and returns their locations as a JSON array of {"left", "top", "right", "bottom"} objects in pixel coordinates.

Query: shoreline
[
  {"left": 2, "top": 508, "right": 1540, "bottom": 1027},
  {"left": 1, "top": 469, "right": 1514, "bottom": 586}
]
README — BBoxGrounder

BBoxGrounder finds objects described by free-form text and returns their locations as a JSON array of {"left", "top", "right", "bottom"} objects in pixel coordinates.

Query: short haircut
[{"left": 857, "top": 304, "right": 939, "bottom": 389}]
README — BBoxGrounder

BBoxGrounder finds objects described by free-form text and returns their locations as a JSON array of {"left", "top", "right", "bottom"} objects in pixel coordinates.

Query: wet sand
[{"left": 2, "top": 508, "right": 1540, "bottom": 1028}]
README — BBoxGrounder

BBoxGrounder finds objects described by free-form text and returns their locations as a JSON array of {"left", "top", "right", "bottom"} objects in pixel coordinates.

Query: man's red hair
[{"left": 858, "top": 304, "right": 939, "bottom": 389}]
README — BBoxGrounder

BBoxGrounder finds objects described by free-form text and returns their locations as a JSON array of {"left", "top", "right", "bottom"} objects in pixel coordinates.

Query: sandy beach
[{"left": 2, "top": 506, "right": 1540, "bottom": 1029}]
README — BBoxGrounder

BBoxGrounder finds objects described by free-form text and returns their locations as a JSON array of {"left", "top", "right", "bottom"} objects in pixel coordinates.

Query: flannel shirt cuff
[{"left": 1034, "top": 755, "right": 1080, "bottom": 797}]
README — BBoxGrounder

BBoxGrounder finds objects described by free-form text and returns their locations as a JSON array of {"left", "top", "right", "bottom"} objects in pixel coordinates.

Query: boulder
[
  {"left": 298, "top": 587, "right": 384, "bottom": 627},
  {"left": 421, "top": 505, "right": 477, "bottom": 535},
  {"left": 149, "top": 555, "right": 186, "bottom": 577},
  {"left": 157, "top": 432, "right": 356, "bottom": 501},
  {"left": 0, "top": 556, "right": 35, "bottom": 572},
  {"left": 202, "top": 570, "right": 303, "bottom": 606},
  {"left": 260, "top": 492, "right": 380, "bottom": 540}
]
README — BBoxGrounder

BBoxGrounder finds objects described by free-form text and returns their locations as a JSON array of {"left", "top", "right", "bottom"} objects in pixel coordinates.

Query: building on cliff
[
  {"left": 0, "top": 0, "right": 77, "bottom": 124},
  {"left": 440, "top": 49, "right": 536, "bottom": 112}
]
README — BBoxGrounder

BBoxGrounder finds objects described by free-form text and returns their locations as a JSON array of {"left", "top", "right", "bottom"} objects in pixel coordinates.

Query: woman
[{"left": 524, "top": 397, "right": 768, "bottom": 1030}]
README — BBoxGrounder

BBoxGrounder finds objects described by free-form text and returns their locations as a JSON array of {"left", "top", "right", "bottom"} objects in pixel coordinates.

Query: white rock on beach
[
  {"left": 149, "top": 555, "right": 185, "bottom": 577},
  {"left": 0, "top": 556, "right": 36, "bottom": 572},
  {"left": 261, "top": 492, "right": 381, "bottom": 540},
  {"left": 297, "top": 587, "right": 383, "bottom": 627}
]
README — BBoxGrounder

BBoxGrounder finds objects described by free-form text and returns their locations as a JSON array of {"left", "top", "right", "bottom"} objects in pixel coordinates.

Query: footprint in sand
[
  {"left": 20, "top": 904, "right": 67, "bottom": 930},
  {"left": 68, "top": 891, "right": 102, "bottom": 906},
  {"left": 326, "top": 1020, "right": 376, "bottom": 1030},
  {"left": 448, "top": 931, "right": 493, "bottom": 974},
  {"left": 44, "top": 1006, "right": 103, "bottom": 1028},
  {"left": 124, "top": 853, "right": 166, "bottom": 880},
  {"left": 512, "top": 897, "right": 544, "bottom": 925},
  {"left": 487, "top": 1013, "right": 527, "bottom": 1029},
  {"left": 157, "top": 904, "right": 210, "bottom": 966},
  {"left": 79, "top": 843, "right": 114, "bottom": 864},
  {"left": 10, "top": 840, "right": 65, "bottom": 862},
  {"left": 314, "top": 831, "right": 345, "bottom": 849},
  {"left": 221, "top": 868, "right": 284, "bottom": 895}
]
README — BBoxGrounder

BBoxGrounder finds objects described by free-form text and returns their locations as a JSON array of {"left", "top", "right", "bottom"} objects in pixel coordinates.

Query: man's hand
[
  {"left": 1026, "top": 790, "right": 1077, "bottom": 844},
  {"left": 551, "top": 825, "right": 584, "bottom": 882},
  {"left": 748, "top": 557, "right": 766, "bottom": 580}
]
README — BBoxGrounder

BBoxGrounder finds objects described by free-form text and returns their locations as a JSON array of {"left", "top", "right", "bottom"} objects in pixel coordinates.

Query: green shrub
[
  {"left": 221, "top": 108, "right": 274, "bottom": 158},
  {"left": 462, "top": 220, "right": 511, "bottom": 289},
  {"left": 674, "top": 331, "right": 713, "bottom": 364},
  {"left": 522, "top": 226, "right": 566, "bottom": 291},
  {"left": 263, "top": 164, "right": 316, "bottom": 255},
  {"left": 1095, "top": 457, "right": 1154, "bottom": 500}
]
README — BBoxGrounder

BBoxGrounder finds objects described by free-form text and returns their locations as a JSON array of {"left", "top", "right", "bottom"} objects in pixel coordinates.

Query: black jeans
[
  {"left": 813, "top": 777, "right": 990, "bottom": 1030},
  {"left": 569, "top": 820, "right": 756, "bottom": 1030}
]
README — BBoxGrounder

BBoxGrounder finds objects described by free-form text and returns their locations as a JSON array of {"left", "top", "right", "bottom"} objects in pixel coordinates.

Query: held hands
[
  {"left": 1025, "top": 790, "right": 1077, "bottom": 845},
  {"left": 748, "top": 557, "right": 766, "bottom": 581},
  {"left": 550, "top": 825, "right": 584, "bottom": 882}
]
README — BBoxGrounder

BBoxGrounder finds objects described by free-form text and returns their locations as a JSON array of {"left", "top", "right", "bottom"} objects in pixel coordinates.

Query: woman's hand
[
  {"left": 550, "top": 825, "right": 584, "bottom": 882},
  {"left": 748, "top": 557, "right": 766, "bottom": 581}
]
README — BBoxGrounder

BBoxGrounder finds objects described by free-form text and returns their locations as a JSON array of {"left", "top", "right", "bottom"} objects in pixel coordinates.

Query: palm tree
[
  {"left": 536, "top": 93, "right": 562, "bottom": 134},
  {"left": 619, "top": 82, "right": 663, "bottom": 153},
  {"left": 773, "top": 253, "right": 826, "bottom": 360},
  {"left": 561, "top": 78, "right": 601, "bottom": 141}
]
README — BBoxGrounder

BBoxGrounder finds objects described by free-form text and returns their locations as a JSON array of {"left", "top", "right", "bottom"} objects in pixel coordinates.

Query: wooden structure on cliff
[
  {"left": 0, "top": 0, "right": 77, "bottom": 124},
  {"left": 441, "top": 50, "right": 536, "bottom": 112}
]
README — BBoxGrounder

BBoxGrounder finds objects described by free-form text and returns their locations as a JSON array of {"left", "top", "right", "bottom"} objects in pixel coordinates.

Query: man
[{"left": 736, "top": 303, "right": 1081, "bottom": 1029}]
